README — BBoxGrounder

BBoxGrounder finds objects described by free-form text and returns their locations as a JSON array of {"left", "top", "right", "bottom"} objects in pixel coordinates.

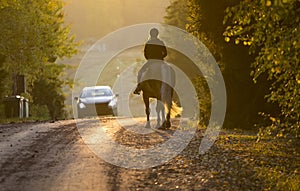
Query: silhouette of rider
[
  {"left": 134, "top": 28, "right": 167, "bottom": 95},
  {"left": 144, "top": 28, "right": 167, "bottom": 60}
]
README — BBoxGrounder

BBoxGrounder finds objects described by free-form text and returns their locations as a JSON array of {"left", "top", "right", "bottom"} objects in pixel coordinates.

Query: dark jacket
[{"left": 144, "top": 38, "right": 167, "bottom": 60}]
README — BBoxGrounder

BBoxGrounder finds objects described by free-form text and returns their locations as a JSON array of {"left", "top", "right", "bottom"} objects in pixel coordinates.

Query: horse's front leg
[{"left": 143, "top": 94, "right": 151, "bottom": 128}]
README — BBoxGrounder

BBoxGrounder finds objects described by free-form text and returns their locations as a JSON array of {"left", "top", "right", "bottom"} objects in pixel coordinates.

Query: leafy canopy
[
  {"left": 224, "top": 0, "right": 300, "bottom": 137},
  {"left": 0, "top": 0, "right": 77, "bottom": 77},
  {"left": 0, "top": 0, "right": 78, "bottom": 119}
]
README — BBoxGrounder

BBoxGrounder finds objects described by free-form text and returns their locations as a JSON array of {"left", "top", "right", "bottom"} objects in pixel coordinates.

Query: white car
[{"left": 75, "top": 86, "right": 118, "bottom": 118}]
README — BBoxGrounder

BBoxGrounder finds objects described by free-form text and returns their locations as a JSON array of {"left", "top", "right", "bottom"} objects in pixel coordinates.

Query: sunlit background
[
  {"left": 63, "top": 0, "right": 169, "bottom": 40},
  {"left": 60, "top": 0, "right": 170, "bottom": 116}
]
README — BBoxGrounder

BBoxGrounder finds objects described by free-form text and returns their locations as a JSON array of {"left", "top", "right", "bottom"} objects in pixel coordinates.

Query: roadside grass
[
  {"left": 0, "top": 116, "right": 51, "bottom": 124},
  {"left": 217, "top": 130, "right": 300, "bottom": 191},
  {"left": 0, "top": 103, "right": 55, "bottom": 124}
]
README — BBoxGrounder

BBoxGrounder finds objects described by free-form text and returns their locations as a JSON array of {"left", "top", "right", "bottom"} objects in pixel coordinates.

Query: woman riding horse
[
  {"left": 134, "top": 28, "right": 167, "bottom": 95},
  {"left": 133, "top": 28, "right": 175, "bottom": 129}
]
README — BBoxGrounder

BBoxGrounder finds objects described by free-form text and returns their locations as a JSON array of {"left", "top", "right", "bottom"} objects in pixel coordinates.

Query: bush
[{"left": 29, "top": 104, "right": 50, "bottom": 120}]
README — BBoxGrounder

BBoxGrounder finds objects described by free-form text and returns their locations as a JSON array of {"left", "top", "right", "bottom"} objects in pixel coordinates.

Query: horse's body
[{"left": 138, "top": 60, "right": 176, "bottom": 128}]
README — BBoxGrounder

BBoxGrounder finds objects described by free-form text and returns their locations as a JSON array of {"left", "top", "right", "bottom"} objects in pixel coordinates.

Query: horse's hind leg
[
  {"left": 161, "top": 105, "right": 171, "bottom": 129},
  {"left": 155, "top": 100, "right": 164, "bottom": 128},
  {"left": 162, "top": 112, "right": 171, "bottom": 129},
  {"left": 162, "top": 91, "right": 172, "bottom": 129},
  {"left": 143, "top": 94, "right": 151, "bottom": 128}
]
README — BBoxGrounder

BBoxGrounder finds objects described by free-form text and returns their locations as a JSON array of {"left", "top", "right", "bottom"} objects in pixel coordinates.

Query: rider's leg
[{"left": 133, "top": 83, "right": 141, "bottom": 95}]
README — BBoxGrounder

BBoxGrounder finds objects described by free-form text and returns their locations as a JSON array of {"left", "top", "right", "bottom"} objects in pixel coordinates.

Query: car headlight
[
  {"left": 108, "top": 99, "right": 117, "bottom": 107},
  {"left": 79, "top": 102, "right": 86, "bottom": 109}
]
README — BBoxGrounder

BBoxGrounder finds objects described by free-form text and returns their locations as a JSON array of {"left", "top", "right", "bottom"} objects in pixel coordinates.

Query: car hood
[{"left": 80, "top": 96, "right": 113, "bottom": 104}]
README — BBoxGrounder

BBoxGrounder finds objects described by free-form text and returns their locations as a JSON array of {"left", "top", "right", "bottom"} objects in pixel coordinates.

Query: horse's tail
[{"left": 165, "top": 101, "right": 182, "bottom": 118}]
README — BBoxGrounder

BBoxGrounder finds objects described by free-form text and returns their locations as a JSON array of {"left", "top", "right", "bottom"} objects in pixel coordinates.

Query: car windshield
[{"left": 81, "top": 88, "right": 112, "bottom": 98}]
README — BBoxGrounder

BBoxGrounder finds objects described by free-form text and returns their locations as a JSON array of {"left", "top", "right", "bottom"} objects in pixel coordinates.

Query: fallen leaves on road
[{"left": 1, "top": 118, "right": 299, "bottom": 191}]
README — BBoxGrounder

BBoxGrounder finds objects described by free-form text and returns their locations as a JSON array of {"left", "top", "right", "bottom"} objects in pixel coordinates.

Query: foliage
[
  {"left": 29, "top": 104, "right": 50, "bottom": 120},
  {"left": 164, "top": 0, "right": 188, "bottom": 30},
  {"left": 165, "top": 0, "right": 272, "bottom": 130},
  {"left": 0, "top": 0, "right": 77, "bottom": 77},
  {"left": 0, "top": 55, "right": 10, "bottom": 100},
  {"left": 256, "top": 166, "right": 300, "bottom": 190},
  {"left": 192, "top": 76, "right": 211, "bottom": 127},
  {"left": 0, "top": 0, "right": 19, "bottom": 9},
  {"left": 224, "top": 0, "right": 300, "bottom": 137},
  {"left": 218, "top": 131, "right": 300, "bottom": 190},
  {"left": 0, "top": 0, "right": 78, "bottom": 119},
  {"left": 186, "top": 0, "right": 223, "bottom": 66},
  {"left": 164, "top": 1, "right": 212, "bottom": 127},
  {"left": 30, "top": 63, "right": 69, "bottom": 120}
]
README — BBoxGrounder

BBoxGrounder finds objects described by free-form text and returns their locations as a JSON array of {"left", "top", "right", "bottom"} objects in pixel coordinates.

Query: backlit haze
[
  {"left": 63, "top": 0, "right": 170, "bottom": 41},
  {"left": 62, "top": 0, "right": 171, "bottom": 116}
]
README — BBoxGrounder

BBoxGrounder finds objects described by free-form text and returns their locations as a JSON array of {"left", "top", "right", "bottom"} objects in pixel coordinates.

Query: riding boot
[{"left": 133, "top": 84, "right": 141, "bottom": 95}]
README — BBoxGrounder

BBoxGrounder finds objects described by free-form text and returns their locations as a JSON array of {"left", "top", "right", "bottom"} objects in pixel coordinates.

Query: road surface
[{"left": 0, "top": 117, "right": 261, "bottom": 191}]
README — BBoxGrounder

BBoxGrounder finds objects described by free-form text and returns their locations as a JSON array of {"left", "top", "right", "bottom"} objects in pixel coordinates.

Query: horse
[{"left": 137, "top": 60, "right": 181, "bottom": 129}]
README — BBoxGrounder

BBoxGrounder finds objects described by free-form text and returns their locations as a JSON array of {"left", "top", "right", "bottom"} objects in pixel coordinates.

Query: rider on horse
[{"left": 133, "top": 28, "right": 167, "bottom": 95}]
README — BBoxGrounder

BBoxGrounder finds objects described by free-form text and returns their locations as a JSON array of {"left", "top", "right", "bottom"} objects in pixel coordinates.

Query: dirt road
[{"left": 1, "top": 117, "right": 262, "bottom": 191}]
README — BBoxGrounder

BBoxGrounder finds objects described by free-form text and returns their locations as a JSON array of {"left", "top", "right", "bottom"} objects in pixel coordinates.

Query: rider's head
[{"left": 150, "top": 28, "right": 159, "bottom": 38}]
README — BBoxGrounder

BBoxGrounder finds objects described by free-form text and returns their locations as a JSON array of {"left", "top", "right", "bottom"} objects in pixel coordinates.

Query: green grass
[
  {"left": 218, "top": 131, "right": 300, "bottom": 191},
  {"left": 0, "top": 117, "right": 51, "bottom": 124}
]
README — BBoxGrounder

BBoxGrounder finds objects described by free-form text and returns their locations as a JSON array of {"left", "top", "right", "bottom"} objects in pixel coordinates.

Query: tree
[
  {"left": 186, "top": 0, "right": 226, "bottom": 64},
  {"left": 0, "top": 0, "right": 78, "bottom": 119},
  {"left": 164, "top": 1, "right": 209, "bottom": 126},
  {"left": 165, "top": 0, "right": 188, "bottom": 30},
  {"left": 165, "top": 0, "right": 273, "bottom": 129},
  {"left": 31, "top": 63, "right": 68, "bottom": 120},
  {"left": 224, "top": 0, "right": 300, "bottom": 137}
]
